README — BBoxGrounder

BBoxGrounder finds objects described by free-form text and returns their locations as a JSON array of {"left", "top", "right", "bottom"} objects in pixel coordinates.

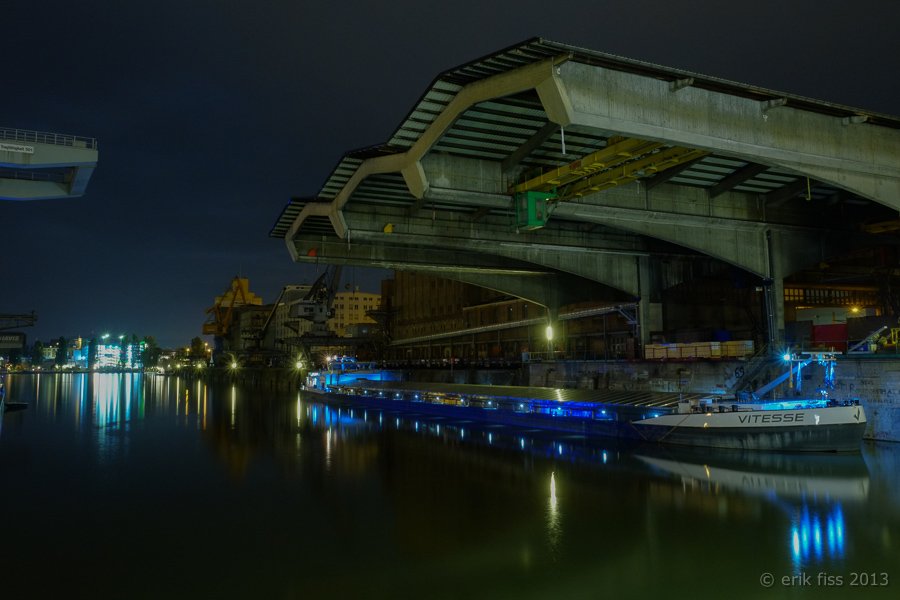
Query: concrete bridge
[
  {"left": 272, "top": 38, "right": 900, "bottom": 349},
  {"left": 1, "top": 127, "right": 98, "bottom": 201}
]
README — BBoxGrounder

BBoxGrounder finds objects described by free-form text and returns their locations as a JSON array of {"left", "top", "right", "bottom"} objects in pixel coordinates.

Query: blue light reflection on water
[
  {"left": 790, "top": 503, "right": 846, "bottom": 569},
  {"left": 1, "top": 375, "right": 898, "bottom": 598},
  {"left": 315, "top": 392, "right": 884, "bottom": 580},
  {"left": 337, "top": 392, "right": 892, "bottom": 584}
]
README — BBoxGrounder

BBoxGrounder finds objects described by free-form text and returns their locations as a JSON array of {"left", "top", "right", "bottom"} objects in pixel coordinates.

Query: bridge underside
[
  {"left": 273, "top": 38, "right": 900, "bottom": 349},
  {"left": 1, "top": 128, "right": 98, "bottom": 200}
]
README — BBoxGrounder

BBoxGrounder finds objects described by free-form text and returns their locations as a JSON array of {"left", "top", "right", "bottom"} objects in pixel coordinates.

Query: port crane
[
  {"left": 291, "top": 265, "right": 342, "bottom": 336},
  {"left": 238, "top": 284, "right": 311, "bottom": 363},
  {"left": 202, "top": 277, "right": 260, "bottom": 337},
  {"left": 288, "top": 265, "right": 370, "bottom": 367}
]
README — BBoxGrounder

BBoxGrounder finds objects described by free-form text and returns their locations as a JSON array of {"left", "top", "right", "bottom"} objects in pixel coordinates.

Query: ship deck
[{"left": 326, "top": 378, "right": 712, "bottom": 414}]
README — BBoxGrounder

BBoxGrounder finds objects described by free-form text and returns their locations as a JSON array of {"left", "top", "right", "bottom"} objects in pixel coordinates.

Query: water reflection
[
  {"left": 284, "top": 394, "right": 886, "bottom": 581},
  {"left": 636, "top": 445, "right": 869, "bottom": 576},
  {"left": 0, "top": 371, "right": 209, "bottom": 428},
  {"left": 791, "top": 504, "right": 845, "bottom": 566},
  {"left": 547, "top": 471, "right": 561, "bottom": 559},
  {"left": 2, "top": 375, "right": 899, "bottom": 598},
  {"left": 636, "top": 450, "right": 870, "bottom": 502}
]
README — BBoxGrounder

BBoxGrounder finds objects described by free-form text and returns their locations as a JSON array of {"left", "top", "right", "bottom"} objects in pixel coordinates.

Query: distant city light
[{"left": 92, "top": 340, "right": 145, "bottom": 370}]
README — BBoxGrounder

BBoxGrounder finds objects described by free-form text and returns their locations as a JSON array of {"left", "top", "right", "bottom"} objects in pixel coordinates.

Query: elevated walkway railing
[{"left": 1, "top": 127, "right": 97, "bottom": 150}]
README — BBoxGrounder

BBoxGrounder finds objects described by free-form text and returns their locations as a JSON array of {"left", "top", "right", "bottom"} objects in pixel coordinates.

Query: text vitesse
[{"left": 738, "top": 413, "right": 805, "bottom": 424}]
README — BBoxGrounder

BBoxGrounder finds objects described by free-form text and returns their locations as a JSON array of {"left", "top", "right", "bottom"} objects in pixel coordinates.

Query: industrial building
[
  {"left": 329, "top": 290, "right": 380, "bottom": 337},
  {"left": 202, "top": 277, "right": 385, "bottom": 365}
]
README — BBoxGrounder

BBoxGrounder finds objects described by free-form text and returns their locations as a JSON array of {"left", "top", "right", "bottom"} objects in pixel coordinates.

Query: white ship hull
[{"left": 631, "top": 404, "right": 866, "bottom": 452}]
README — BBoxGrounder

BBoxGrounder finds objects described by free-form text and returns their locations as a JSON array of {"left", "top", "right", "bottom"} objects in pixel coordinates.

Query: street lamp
[{"left": 545, "top": 323, "right": 554, "bottom": 358}]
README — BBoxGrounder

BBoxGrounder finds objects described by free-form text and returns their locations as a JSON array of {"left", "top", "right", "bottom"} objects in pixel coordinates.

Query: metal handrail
[{"left": 0, "top": 127, "right": 97, "bottom": 150}]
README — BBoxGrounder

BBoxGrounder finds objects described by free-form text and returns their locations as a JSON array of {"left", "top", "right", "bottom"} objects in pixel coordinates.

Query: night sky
[{"left": 3, "top": 0, "right": 899, "bottom": 349}]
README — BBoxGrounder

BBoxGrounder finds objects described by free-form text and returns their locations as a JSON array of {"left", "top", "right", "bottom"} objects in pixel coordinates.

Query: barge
[{"left": 304, "top": 352, "right": 866, "bottom": 452}]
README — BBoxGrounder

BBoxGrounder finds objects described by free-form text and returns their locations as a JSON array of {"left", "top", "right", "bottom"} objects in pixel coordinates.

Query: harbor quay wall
[
  {"left": 528, "top": 359, "right": 750, "bottom": 394},
  {"left": 182, "top": 367, "right": 303, "bottom": 391},
  {"left": 526, "top": 358, "right": 900, "bottom": 443},
  {"left": 834, "top": 359, "right": 900, "bottom": 443},
  {"left": 403, "top": 367, "right": 525, "bottom": 386}
]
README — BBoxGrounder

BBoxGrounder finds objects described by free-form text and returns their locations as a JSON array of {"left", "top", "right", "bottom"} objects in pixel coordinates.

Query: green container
[{"left": 514, "top": 190, "right": 556, "bottom": 230}]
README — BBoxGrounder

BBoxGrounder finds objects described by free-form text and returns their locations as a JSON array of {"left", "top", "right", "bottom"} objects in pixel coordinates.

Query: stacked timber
[{"left": 644, "top": 340, "right": 752, "bottom": 360}]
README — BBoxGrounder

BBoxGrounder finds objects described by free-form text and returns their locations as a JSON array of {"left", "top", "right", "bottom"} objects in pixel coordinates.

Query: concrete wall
[
  {"left": 528, "top": 359, "right": 742, "bottom": 394},
  {"left": 834, "top": 359, "right": 900, "bottom": 443},
  {"left": 404, "top": 368, "right": 524, "bottom": 386}
]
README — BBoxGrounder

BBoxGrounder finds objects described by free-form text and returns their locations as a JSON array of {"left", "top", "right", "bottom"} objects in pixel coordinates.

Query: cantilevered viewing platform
[{"left": 0, "top": 127, "right": 98, "bottom": 200}]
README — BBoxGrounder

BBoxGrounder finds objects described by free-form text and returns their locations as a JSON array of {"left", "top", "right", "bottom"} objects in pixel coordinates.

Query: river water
[{"left": 1, "top": 373, "right": 897, "bottom": 599}]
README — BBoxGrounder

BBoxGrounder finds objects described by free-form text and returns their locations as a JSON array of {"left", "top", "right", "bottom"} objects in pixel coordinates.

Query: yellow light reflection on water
[
  {"left": 195, "top": 380, "right": 202, "bottom": 420},
  {"left": 550, "top": 472, "right": 558, "bottom": 512},
  {"left": 547, "top": 471, "right": 561, "bottom": 557},
  {"left": 230, "top": 384, "right": 236, "bottom": 429},
  {"left": 325, "top": 427, "right": 333, "bottom": 471}
]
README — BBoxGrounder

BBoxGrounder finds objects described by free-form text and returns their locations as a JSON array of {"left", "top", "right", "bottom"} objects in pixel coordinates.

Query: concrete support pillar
[
  {"left": 637, "top": 257, "right": 663, "bottom": 349},
  {"left": 770, "top": 277, "right": 786, "bottom": 349},
  {"left": 764, "top": 230, "right": 787, "bottom": 351},
  {"left": 401, "top": 161, "right": 429, "bottom": 199}
]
